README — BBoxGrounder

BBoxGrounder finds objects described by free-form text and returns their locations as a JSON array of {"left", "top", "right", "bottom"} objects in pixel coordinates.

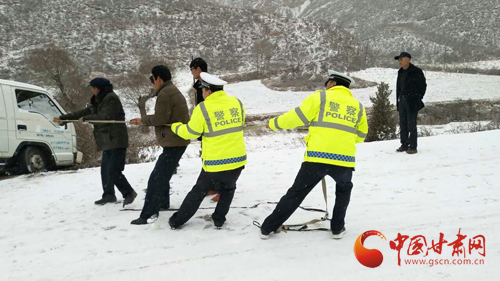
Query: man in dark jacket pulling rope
[
  {"left": 129, "top": 65, "right": 190, "bottom": 225},
  {"left": 54, "top": 78, "right": 137, "bottom": 206}
]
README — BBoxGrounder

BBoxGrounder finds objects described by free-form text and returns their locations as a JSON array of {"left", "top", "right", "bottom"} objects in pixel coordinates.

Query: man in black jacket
[
  {"left": 54, "top": 78, "right": 137, "bottom": 206},
  {"left": 395, "top": 52, "right": 427, "bottom": 154},
  {"left": 189, "top": 58, "right": 219, "bottom": 201},
  {"left": 190, "top": 57, "right": 208, "bottom": 107}
]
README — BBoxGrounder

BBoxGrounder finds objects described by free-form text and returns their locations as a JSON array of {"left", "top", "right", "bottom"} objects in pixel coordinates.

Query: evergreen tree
[{"left": 366, "top": 82, "right": 397, "bottom": 141}]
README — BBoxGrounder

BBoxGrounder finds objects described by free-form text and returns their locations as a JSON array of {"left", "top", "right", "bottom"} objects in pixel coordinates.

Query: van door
[
  {"left": 13, "top": 88, "right": 74, "bottom": 164},
  {"left": 0, "top": 86, "right": 8, "bottom": 152}
]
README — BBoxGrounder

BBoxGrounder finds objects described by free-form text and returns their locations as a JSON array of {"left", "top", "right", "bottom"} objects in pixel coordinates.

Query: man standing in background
[
  {"left": 395, "top": 52, "right": 427, "bottom": 154},
  {"left": 190, "top": 57, "right": 208, "bottom": 107},
  {"left": 189, "top": 57, "right": 219, "bottom": 202}
]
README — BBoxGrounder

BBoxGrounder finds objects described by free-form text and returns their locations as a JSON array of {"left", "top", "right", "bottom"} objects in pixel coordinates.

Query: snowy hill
[
  {"left": 1, "top": 130, "right": 498, "bottom": 280},
  {"left": 207, "top": 0, "right": 500, "bottom": 64},
  {"left": 0, "top": 0, "right": 360, "bottom": 79}
]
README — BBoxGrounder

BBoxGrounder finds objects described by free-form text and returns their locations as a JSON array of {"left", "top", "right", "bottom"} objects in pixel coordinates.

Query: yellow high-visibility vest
[
  {"left": 269, "top": 86, "right": 368, "bottom": 168},
  {"left": 171, "top": 90, "right": 247, "bottom": 172}
]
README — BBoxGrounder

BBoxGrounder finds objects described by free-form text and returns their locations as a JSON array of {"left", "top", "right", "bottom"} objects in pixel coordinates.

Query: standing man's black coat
[
  {"left": 193, "top": 80, "right": 204, "bottom": 107},
  {"left": 396, "top": 63, "right": 427, "bottom": 112}
]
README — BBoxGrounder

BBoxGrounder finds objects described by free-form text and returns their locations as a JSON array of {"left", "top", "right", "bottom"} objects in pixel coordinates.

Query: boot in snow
[
  {"left": 123, "top": 190, "right": 137, "bottom": 207},
  {"left": 131, "top": 217, "right": 148, "bottom": 225},
  {"left": 332, "top": 227, "right": 346, "bottom": 239},
  {"left": 95, "top": 194, "right": 117, "bottom": 205}
]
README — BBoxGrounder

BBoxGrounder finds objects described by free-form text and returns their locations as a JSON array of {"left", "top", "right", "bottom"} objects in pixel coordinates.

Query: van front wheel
[{"left": 19, "top": 147, "right": 47, "bottom": 174}]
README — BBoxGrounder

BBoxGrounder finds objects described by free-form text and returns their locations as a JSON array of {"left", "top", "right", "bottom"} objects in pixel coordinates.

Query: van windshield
[{"left": 15, "top": 90, "right": 62, "bottom": 120}]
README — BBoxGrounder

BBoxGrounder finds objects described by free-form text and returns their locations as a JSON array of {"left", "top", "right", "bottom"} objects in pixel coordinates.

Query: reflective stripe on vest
[
  {"left": 274, "top": 116, "right": 283, "bottom": 130},
  {"left": 204, "top": 155, "right": 247, "bottom": 166},
  {"left": 187, "top": 124, "right": 202, "bottom": 136},
  {"left": 295, "top": 107, "right": 309, "bottom": 125},
  {"left": 307, "top": 151, "right": 355, "bottom": 162},
  {"left": 200, "top": 99, "right": 245, "bottom": 138},
  {"left": 310, "top": 90, "right": 366, "bottom": 138}
]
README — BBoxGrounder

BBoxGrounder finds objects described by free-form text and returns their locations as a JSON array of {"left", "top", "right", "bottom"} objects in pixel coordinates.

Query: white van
[{"left": 0, "top": 79, "right": 83, "bottom": 174}]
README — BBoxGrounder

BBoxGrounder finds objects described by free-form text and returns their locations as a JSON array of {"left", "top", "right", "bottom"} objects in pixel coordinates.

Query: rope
[
  {"left": 59, "top": 120, "right": 307, "bottom": 131},
  {"left": 254, "top": 179, "right": 331, "bottom": 233},
  {"left": 60, "top": 120, "right": 128, "bottom": 124}
]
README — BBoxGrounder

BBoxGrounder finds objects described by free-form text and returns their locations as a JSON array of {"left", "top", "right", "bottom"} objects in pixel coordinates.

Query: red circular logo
[{"left": 353, "top": 230, "right": 387, "bottom": 268}]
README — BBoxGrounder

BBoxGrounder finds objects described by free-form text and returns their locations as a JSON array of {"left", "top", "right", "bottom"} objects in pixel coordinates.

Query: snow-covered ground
[
  {"left": 1, "top": 130, "right": 498, "bottom": 280},
  {"left": 427, "top": 60, "right": 500, "bottom": 70},
  {"left": 122, "top": 68, "right": 500, "bottom": 118},
  {"left": 350, "top": 68, "right": 500, "bottom": 107},
  {"left": 419, "top": 121, "right": 495, "bottom": 136},
  {"left": 226, "top": 68, "right": 500, "bottom": 115}
]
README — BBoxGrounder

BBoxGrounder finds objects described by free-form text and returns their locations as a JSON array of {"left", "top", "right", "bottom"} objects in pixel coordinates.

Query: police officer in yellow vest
[
  {"left": 169, "top": 72, "right": 247, "bottom": 229},
  {"left": 260, "top": 70, "right": 368, "bottom": 239}
]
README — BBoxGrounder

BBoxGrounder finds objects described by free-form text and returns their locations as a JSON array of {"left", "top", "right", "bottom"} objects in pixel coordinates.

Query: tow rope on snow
[
  {"left": 121, "top": 180, "right": 331, "bottom": 232},
  {"left": 254, "top": 178, "right": 331, "bottom": 233},
  {"left": 69, "top": 119, "right": 324, "bottom": 231},
  {"left": 120, "top": 203, "right": 262, "bottom": 212}
]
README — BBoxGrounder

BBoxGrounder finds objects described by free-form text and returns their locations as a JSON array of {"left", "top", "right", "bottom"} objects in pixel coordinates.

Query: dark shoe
[
  {"left": 122, "top": 190, "right": 137, "bottom": 207},
  {"left": 131, "top": 217, "right": 148, "bottom": 225},
  {"left": 213, "top": 217, "right": 224, "bottom": 228},
  {"left": 94, "top": 194, "right": 117, "bottom": 205},
  {"left": 169, "top": 217, "right": 180, "bottom": 229},
  {"left": 332, "top": 227, "right": 346, "bottom": 239},
  {"left": 396, "top": 145, "right": 408, "bottom": 152},
  {"left": 260, "top": 229, "right": 271, "bottom": 240},
  {"left": 406, "top": 149, "right": 418, "bottom": 154}
]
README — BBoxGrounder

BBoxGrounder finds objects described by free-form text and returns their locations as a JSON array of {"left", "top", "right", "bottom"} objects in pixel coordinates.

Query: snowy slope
[
  {"left": 220, "top": 69, "right": 500, "bottom": 115},
  {"left": 432, "top": 60, "right": 500, "bottom": 70},
  {"left": 122, "top": 68, "right": 500, "bottom": 118},
  {"left": 1, "top": 130, "right": 498, "bottom": 280},
  {"left": 351, "top": 68, "right": 500, "bottom": 105}
]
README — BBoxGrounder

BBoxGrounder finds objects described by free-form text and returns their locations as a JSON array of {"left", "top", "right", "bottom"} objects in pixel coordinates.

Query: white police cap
[
  {"left": 325, "top": 70, "right": 355, "bottom": 86},
  {"left": 200, "top": 72, "right": 227, "bottom": 88}
]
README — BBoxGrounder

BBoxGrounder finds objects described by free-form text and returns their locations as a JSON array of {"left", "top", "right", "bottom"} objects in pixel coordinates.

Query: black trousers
[
  {"left": 101, "top": 148, "right": 134, "bottom": 198},
  {"left": 261, "top": 162, "right": 354, "bottom": 234},
  {"left": 169, "top": 166, "right": 244, "bottom": 227},
  {"left": 140, "top": 146, "right": 187, "bottom": 219},
  {"left": 399, "top": 96, "right": 419, "bottom": 150}
]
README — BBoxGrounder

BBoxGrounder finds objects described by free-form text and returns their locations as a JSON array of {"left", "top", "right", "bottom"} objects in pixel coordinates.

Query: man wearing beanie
[{"left": 55, "top": 78, "right": 137, "bottom": 206}]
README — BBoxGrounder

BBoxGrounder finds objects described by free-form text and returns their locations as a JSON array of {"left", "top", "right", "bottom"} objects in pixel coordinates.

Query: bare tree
[
  {"left": 24, "top": 45, "right": 101, "bottom": 166},
  {"left": 116, "top": 56, "right": 176, "bottom": 133},
  {"left": 25, "top": 44, "right": 88, "bottom": 111},
  {"left": 252, "top": 38, "right": 274, "bottom": 77},
  {"left": 116, "top": 73, "right": 154, "bottom": 133}
]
